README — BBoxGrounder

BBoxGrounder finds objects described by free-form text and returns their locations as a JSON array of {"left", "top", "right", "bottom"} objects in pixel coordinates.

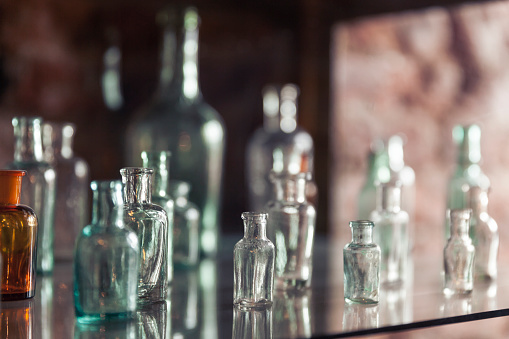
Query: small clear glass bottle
[
  {"left": 370, "top": 181, "right": 409, "bottom": 285},
  {"left": 6, "top": 117, "right": 56, "bottom": 274},
  {"left": 42, "top": 122, "right": 89, "bottom": 261},
  {"left": 266, "top": 171, "right": 316, "bottom": 290},
  {"left": 444, "top": 209, "right": 475, "bottom": 296},
  {"left": 343, "top": 220, "right": 381, "bottom": 304},
  {"left": 169, "top": 180, "right": 200, "bottom": 269},
  {"left": 468, "top": 186, "right": 498, "bottom": 281},
  {"left": 121, "top": 167, "right": 168, "bottom": 303},
  {"left": 234, "top": 212, "right": 275, "bottom": 310},
  {"left": 74, "top": 180, "right": 139, "bottom": 323}
]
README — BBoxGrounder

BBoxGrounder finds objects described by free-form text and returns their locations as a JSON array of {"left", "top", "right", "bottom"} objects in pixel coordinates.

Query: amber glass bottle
[{"left": 0, "top": 170, "right": 38, "bottom": 301}]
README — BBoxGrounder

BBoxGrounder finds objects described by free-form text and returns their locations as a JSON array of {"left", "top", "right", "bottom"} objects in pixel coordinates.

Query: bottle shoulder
[
  {"left": 344, "top": 242, "right": 381, "bottom": 252},
  {"left": 77, "top": 224, "right": 139, "bottom": 251},
  {"left": 0, "top": 204, "right": 38, "bottom": 221},
  {"left": 124, "top": 203, "right": 168, "bottom": 221}
]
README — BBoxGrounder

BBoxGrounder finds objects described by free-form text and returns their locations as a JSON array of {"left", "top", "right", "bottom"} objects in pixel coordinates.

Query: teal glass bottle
[
  {"left": 74, "top": 180, "right": 139, "bottom": 323},
  {"left": 141, "top": 151, "right": 174, "bottom": 283},
  {"left": 121, "top": 167, "right": 168, "bottom": 303},
  {"left": 126, "top": 7, "right": 225, "bottom": 257},
  {"left": 6, "top": 117, "right": 56, "bottom": 274}
]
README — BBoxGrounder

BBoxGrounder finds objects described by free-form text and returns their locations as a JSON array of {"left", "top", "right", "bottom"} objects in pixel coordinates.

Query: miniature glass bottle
[
  {"left": 126, "top": 8, "right": 225, "bottom": 257},
  {"left": 0, "top": 170, "right": 38, "bottom": 301},
  {"left": 234, "top": 212, "right": 275, "bottom": 310},
  {"left": 370, "top": 181, "right": 409, "bottom": 285},
  {"left": 42, "top": 122, "right": 89, "bottom": 261},
  {"left": 266, "top": 171, "right": 316, "bottom": 290},
  {"left": 468, "top": 186, "right": 498, "bottom": 281},
  {"left": 444, "top": 209, "right": 475, "bottom": 295},
  {"left": 343, "top": 220, "right": 381, "bottom": 304},
  {"left": 6, "top": 117, "right": 56, "bottom": 274},
  {"left": 169, "top": 180, "right": 200, "bottom": 269},
  {"left": 74, "top": 180, "right": 139, "bottom": 323},
  {"left": 141, "top": 151, "right": 174, "bottom": 283},
  {"left": 121, "top": 167, "right": 168, "bottom": 303}
]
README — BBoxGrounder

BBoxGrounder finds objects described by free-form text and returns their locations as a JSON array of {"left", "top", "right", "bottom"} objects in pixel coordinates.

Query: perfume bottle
[
  {"left": 343, "top": 220, "right": 381, "bottom": 304},
  {"left": 121, "top": 167, "right": 168, "bottom": 303},
  {"left": 6, "top": 117, "right": 56, "bottom": 274},
  {"left": 42, "top": 122, "right": 89, "bottom": 261},
  {"left": 0, "top": 170, "right": 38, "bottom": 301},
  {"left": 126, "top": 7, "right": 225, "bottom": 257},
  {"left": 74, "top": 180, "right": 139, "bottom": 323},
  {"left": 444, "top": 209, "right": 475, "bottom": 296},
  {"left": 234, "top": 212, "right": 275, "bottom": 310},
  {"left": 266, "top": 171, "right": 316, "bottom": 290}
]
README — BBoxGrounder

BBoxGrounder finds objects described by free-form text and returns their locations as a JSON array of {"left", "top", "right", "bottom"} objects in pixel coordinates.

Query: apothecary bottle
[
  {"left": 0, "top": 170, "right": 38, "bottom": 301},
  {"left": 141, "top": 151, "right": 174, "bottom": 283},
  {"left": 121, "top": 167, "right": 168, "bottom": 303},
  {"left": 370, "top": 181, "right": 409, "bottom": 285},
  {"left": 6, "top": 117, "right": 56, "bottom": 274},
  {"left": 266, "top": 171, "right": 316, "bottom": 290},
  {"left": 343, "top": 220, "right": 381, "bottom": 304},
  {"left": 444, "top": 209, "right": 475, "bottom": 295},
  {"left": 74, "top": 180, "right": 139, "bottom": 323},
  {"left": 234, "top": 212, "right": 275, "bottom": 310},
  {"left": 42, "top": 122, "right": 89, "bottom": 261},
  {"left": 468, "top": 186, "right": 498, "bottom": 281},
  {"left": 169, "top": 180, "right": 200, "bottom": 269},
  {"left": 126, "top": 7, "right": 225, "bottom": 257}
]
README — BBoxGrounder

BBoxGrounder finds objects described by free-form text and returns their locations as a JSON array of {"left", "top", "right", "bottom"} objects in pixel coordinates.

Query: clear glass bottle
[
  {"left": 232, "top": 308, "right": 273, "bottom": 339},
  {"left": 126, "top": 7, "right": 225, "bottom": 257},
  {"left": 444, "top": 209, "right": 475, "bottom": 296},
  {"left": 343, "top": 220, "right": 381, "bottom": 304},
  {"left": 246, "top": 84, "right": 314, "bottom": 212},
  {"left": 121, "top": 167, "right": 168, "bottom": 303},
  {"left": 0, "top": 170, "right": 38, "bottom": 301},
  {"left": 468, "top": 186, "right": 498, "bottom": 281},
  {"left": 234, "top": 212, "right": 275, "bottom": 310},
  {"left": 136, "top": 300, "right": 169, "bottom": 339},
  {"left": 273, "top": 290, "right": 312, "bottom": 338},
  {"left": 170, "top": 180, "right": 200, "bottom": 269},
  {"left": 6, "top": 117, "right": 56, "bottom": 274},
  {"left": 266, "top": 171, "right": 316, "bottom": 290},
  {"left": 42, "top": 122, "right": 89, "bottom": 262},
  {"left": 370, "top": 181, "right": 409, "bottom": 285},
  {"left": 141, "top": 151, "right": 174, "bottom": 283},
  {"left": 342, "top": 303, "right": 379, "bottom": 331},
  {"left": 74, "top": 180, "right": 139, "bottom": 323}
]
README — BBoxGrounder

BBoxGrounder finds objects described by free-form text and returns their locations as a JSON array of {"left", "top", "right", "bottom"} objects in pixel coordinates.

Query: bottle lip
[
  {"left": 269, "top": 171, "right": 312, "bottom": 181},
  {"left": 242, "top": 212, "right": 268, "bottom": 220},
  {"left": 0, "top": 170, "right": 26, "bottom": 177},
  {"left": 90, "top": 180, "right": 122, "bottom": 191},
  {"left": 12, "top": 116, "right": 43, "bottom": 126},
  {"left": 448, "top": 208, "right": 472, "bottom": 220},
  {"left": 349, "top": 220, "right": 374, "bottom": 228},
  {"left": 120, "top": 167, "right": 154, "bottom": 176}
]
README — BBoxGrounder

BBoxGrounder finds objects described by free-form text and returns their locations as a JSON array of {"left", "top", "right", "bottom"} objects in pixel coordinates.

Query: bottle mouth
[
  {"left": 120, "top": 167, "right": 154, "bottom": 176},
  {"left": 242, "top": 212, "right": 268, "bottom": 221},
  {"left": 349, "top": 220, "right": 374, "bottom": 228},
  {"left": 0, "top": 170, "right": 26, "bottom": 177},
  {"left": 269, "top": 171, "right": 312, "bottom": 182}
]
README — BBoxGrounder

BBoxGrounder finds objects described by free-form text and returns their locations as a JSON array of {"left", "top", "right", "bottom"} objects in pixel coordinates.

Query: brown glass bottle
[{"left": 0, "top": 170, "right": 38, "bottom": 301}]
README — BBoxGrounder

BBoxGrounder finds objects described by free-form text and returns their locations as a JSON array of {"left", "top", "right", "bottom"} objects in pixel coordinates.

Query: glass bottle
[
  {"left": 246, "top": 84, "right": 314, "bottom": 212},
  {"left": 232, "top": 308, "right": 272, "bottom": 339},
  {"left": 468, "top": 186, "right": 498, "bottom": 281},
  {"left": 121, "top": 167, "right": 168, "bottom": 303},
  {"left": 171, "top": 269, "right": 199, "bottom": 338},
  {"left": 370, "top": 181, "right": 409, "bottom": 285},
  {"left": 234, "top": 212, "right": 275, "bottom": 310},
  {"left": 342, "top": 303, "right": 379, "bottom": 331},
  {"left": 273, "top": 290, "right": 312, "bottom": 338},
  {"left": 5, "top": 117, "right": 56, "bottom": 274},
  {"left": 126, "top": 7, "right": 225, "bottom": 257},
  {"left": 141, "top": 151, "right": 174, "bottom": 283},
  {"left": 0, "top": 170, "right": 38, "bottom": 301},
  {"left": 266, "top": 171, "right": 316, "bottom": 290},
  {"left": 169, "top": 180, "right": 200, "bottom": 269},
  {"left": 136, "top": 300, "right": 169, "bottom": 339},
  {"left": 343, "top": 220, "right": 381, "bottom": 304},
  {"left": 444, "top": 209, "right": 475, "bottom": 296},
  {"left": 74, "top": 180, "right": 139, "bottom": 323},
  {"left": 0, "top": 299, "right": 34, "bottom": 338},
  {"left": 42, "top": 122, "right": 89, "bottom": 262}
]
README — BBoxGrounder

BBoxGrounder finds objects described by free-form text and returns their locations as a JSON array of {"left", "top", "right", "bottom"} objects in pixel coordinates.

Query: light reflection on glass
[
  {"left": 232, "top": 307, "right": 272, "bottom": 339},
  {"left": 136, "top": 300, "right": 169, "bottom": 339},
  {"left": 0, "top": 299, "right": 34, "bottom": 338},
  {"left": 199, "top": 259, "right": 218, "bottom": 339},
  {"left": 440, "top": 294, "right": 472, "bottom": 318},
  {"left": 342, "top": 302, "right": 379, "bottom": 332},
  {"left": 273, "top": 290, "right": 312, "bottom": 338},
  {"left": 472, "top": 280, "right": 497, "bottom": 312},
  {"left": 172, "top": 270, "right": 199, "bottom": 338},
  {"left": 34, "top": 276, "right": 53, "bottom": 339},
  {"left": 74, "top": 320, "right": 136, "bottom": 339}
]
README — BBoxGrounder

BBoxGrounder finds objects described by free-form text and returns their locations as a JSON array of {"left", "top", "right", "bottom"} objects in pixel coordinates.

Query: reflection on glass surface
[
  {"left": 199, "top": 259, "right": 218, "bottom": 339},
  {"left": 172, "top": 270, "right": 199, "bottom": 338},
  {"left": 342, "top": 303, "right": 379, "bottom": 332},
  {"left": 232, "top": 307, "right": 272, "bottom": 339},
  {"left": 34, "top": 276, "right": 53, "bottom": 339},
  {"left": 273, "top": 290, "right": 312, "bottom": 338},
  {"left": 74, "top": 320, "right": 136, "bottom": 339},
  {"left": 380, "top": 283, "right": 412, "bottom": 326},
  {"left": 0, "top": 299, "right": 34, "bottom": 338},
  {"left": 136, "top": 300, "right": 170, "bottom": 339},
  {"left": 472, "top": 281, "right": 497, "bottom": 312},
  {"left": 440, "top": 294, "right": 472, "bottom": 317}
]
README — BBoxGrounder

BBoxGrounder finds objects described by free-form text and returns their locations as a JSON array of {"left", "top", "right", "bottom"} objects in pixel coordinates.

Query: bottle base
[
  {"left": 1, "top": 291, "right": 35, "bottom": 301},
  {"left": 234, "top": 299, "right": 272, "bottom": 311},
  {"left": 344, "top": 297, "right": 379, "bottom": 305},
  {"left": 276, "top": 278, "right": 309, "bottom": 291},
  {"left": 76, "top": 311, "right": 135, "bottom": 324},
  {"left": 443, "top": 287, "right": 473, "bottom": 297}
]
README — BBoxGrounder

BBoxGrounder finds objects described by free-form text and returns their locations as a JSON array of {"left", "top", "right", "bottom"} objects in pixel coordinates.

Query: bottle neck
[
  {"left": 142, "top": 152, "right": 170, "bottom": 198},
  {"left": 469, "top": 188, "right": 489, "bottom": 215},
  {"left": 278, "top": 84, "right": 299, "bottom": 134},
  {"left": 450, "top": 210, "right": 471, "bottom": 238},
  {"left": 262, "top": 85, "right": 280, "bottom": 133},
  {"left": 102, "top": 42, "right": 124, "bottom": 111},
  {"left": 376, "top": 184, "right": 402, "bottom": 213},
  {"left": 243, "top": 215, "right": 267, "bottom": 240},
  {"left": 351, "top": 225, "right": 374, "bottom": 244},
  {"left": 121, "top": 169, "right": 153, "bottom": 204},
  {"left": 454, "top": 125, "right": 481, "bottom": 167},
  {"left": 43, "top": 123, "right": 75, "bottom": 161},
  {"left": 91, "top": 186, "right": 115, "bottom": 225},
  {"left": 13, "top": 117, "right": 44, "bottom": 162},
  {"left": 157, "top": 21, "right": 178, "bottom": 98},
  {"left": 169, "top": 180, "right": 190, "bottom": 203},
  {"left": 388, "top": 135, "right": 405, "bottom": 172},
  {"left": 274, "top": 176, "right": 307, "bottom": 203},
  {"left": 0, "top": 171, "right": 25, "bottom": 205}
]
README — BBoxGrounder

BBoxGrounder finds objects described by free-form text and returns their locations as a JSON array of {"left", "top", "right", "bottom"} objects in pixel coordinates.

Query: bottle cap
[{"left": 0, "top": 170, "right": 26, "bottom": 205}]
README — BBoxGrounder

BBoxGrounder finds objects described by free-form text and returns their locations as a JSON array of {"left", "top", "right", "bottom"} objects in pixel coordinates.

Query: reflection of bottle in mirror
[
  {"left": 232, "top": 308, "right": 272, "bottom": 339},
  {"left": 34, "top": 276, "right": 53, "bottom": 339},
  {"left": 0, "top": 299, "right": 34, "bottom": 338},
  {"left": 172, "top": 270, "right": 199, "bottom": 338},
  {"left": 342, "top": 303, "right": 379, "bottom": 332},
  {"left": 472, "top": 280, "right": 497, "bottom": 312},
  {"left": 379, "top": 283, "right": 411, "bottom": 326},
  {"left": 441, "top": 294, "right": 472, "bottom": 317},
  {"left": 199, "top": 259, "right": 218, "bottom": 339},
  {"left": 75, "top": 320, "right": 136, "bottom": 339},
  {"left": 273, "top": 290, "right": 312, "bottom": 338},
  {"left": 136, "top": 300, "right": 169, "bottom": 339}
]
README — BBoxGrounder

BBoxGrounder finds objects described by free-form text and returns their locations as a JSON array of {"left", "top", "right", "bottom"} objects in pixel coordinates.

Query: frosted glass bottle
[
  {"left": 468, "top": 186, "right": 498, "bottom": 281},
  {"left": 343, "top": 220, "right": 381, "bottom": 304},
  {"left": 444, "top": 209, "right": 475, "bottom": 296},
  {"left": 126, "top": 8, "right": 225, "bottom": 257},
  {"left": 370, "top": 182, "right": 409, "bottom": 285},
  {"left": 121, "top": 167, "right": 168, "bottom": 303},
  {"left": 6, "top": 117, "right": 56, "bottom": 274},
  {"left": 246, "top": 84, "right": 314, "bottom": 212},
  {"left": 234, "top": 212, "right": 275, "bottom": 310},
  {"left": 266, "top": 171, "right": 316, "bottom": 290},
  {"left": 74, "top": 180, "right": 139, "bottom": 323},
  {"left": 42, "top": 122, "right": 89, "bottom": 261}
]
